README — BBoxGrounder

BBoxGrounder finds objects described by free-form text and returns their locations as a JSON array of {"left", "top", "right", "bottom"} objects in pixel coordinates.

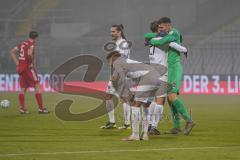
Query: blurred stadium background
[
  {"left": 0, "top": 1, "right": 240, "bottom": 160},
  {"left": 0, "top": 0, "right": 240, "bottom": 95},
  {"left": 1, "top": 0, "right": 240, "bottom": 79}
]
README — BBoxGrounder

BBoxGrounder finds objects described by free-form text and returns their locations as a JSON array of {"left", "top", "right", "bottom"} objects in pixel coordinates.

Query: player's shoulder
[
  {"left": 169, "top": 28, "right": 180, "bottom": 36},
  {"left": 117, "top": 38, "right": 126, "bottom": 42},
  {"left": 116, "top": 38, "right": 128, "bottom": 46},
  {"left": 25, "top": 40, "right": 35, "bottom": 47}
]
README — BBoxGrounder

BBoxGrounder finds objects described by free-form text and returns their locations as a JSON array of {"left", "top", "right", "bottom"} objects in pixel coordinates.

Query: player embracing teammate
[
  {"left": 106, "top": 17, "right": 196, "bottom": 141},
  {"left": 106, "top": 51, "right": 166, "bottom": 141},
  {"left": 145, "top": 20, "right": 188, "bottom": 135},
  {"left": 10, "top": 31, "right": 49, "bottom": 114},
  {"left": 145, "top": 17, "right": 196, "bottom": 135}
]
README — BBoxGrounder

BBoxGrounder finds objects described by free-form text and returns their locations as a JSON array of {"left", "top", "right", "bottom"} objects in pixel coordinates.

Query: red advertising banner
[{"left": 0, "top": 74, "right": 239, "bottom": 95}]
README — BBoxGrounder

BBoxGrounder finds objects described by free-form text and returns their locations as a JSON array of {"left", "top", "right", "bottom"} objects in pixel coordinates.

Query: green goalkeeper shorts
[{"left": 167, "top": 62, "right": 183, "bottom": 94}]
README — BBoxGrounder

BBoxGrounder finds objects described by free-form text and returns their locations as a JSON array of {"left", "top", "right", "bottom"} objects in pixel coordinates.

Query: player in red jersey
[{"left": 10, "top": 31, "right": 49, "bottom": 114}]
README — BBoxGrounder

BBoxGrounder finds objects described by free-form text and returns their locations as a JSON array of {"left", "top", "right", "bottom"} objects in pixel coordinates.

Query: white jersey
[
  {"left": 149, "top": 46, "right": 167, "bottom": 67},
  {"left": 149, "top": 37, "right": 168, "bottom": 84},
  {"left": 106, "top": 38, "right": 130, "bottom": 95},
  {"left": 148, "top": 36, "right": 187, "bottom": 67},
  {"left": 115, "top": 38, "right": 130, "bottom": 58}
]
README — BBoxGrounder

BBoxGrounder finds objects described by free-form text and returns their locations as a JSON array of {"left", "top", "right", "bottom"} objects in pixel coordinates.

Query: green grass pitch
[{"left": 0, "top": 92, "right": 240, "bottom": 160}]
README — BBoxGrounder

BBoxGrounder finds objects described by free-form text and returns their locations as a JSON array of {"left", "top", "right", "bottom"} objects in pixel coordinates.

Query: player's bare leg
[{"left": 35, "top": 83, "right": 49, "bottom": 114}]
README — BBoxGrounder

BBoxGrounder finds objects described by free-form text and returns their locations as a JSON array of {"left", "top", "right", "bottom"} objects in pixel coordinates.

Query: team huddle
[
  {"left": 10, "top": 16, "right": 195, "bottom": 141},
  {"left": 102, "top": 17, "right": 196, "bottom": 141}
]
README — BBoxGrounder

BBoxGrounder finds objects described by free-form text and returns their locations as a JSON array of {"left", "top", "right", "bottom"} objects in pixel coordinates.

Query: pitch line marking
[{"left": 0, "top": 146, "right": 240, "bottom": 157}]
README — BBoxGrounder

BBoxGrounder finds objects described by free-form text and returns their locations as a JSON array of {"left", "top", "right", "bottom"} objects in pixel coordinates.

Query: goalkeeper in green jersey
[{"left": 144, "top": 17, "right": 195, "bottom": 135}]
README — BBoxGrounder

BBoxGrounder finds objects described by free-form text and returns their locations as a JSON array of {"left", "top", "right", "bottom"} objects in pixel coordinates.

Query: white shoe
[
  {"left": 140, "top": 134, "right": 149, "bottom": 141},
  {"left": 122, "top": 134, "right": 140, "bottom": 141},
  {"left": 20, "top": 109, "right": 30, "bottom": 114},
  {"left": 118, "top": 124, "right": 131, "bottom": 130}
]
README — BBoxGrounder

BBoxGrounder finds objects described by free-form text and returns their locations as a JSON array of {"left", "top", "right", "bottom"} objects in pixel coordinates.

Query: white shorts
[{"left": 135, "top": 96, "right": 155, "bottom": 103}]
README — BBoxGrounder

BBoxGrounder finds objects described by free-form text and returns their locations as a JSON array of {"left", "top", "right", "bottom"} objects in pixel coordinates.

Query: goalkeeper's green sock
[
  {"left": 169, "top": 104, "right": 181, "bottom": 128},
  {"left": 172, "top": 99, "right": 192, "bottom": 122}
]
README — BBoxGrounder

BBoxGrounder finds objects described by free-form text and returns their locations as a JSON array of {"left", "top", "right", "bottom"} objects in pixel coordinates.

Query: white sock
[
  {"left": 142, "top": 107, "right": 150, "bottom": 136},
  {"left": 106, "top": 100, "right": 115, "bottom": 123},
  {"left": 131, "top": 106, "right": 140, "bottom": 137},
  {"left": 123, "top": 103, "right": 131, "bottom": 125},
  {"left": 148, "top": 102, "right": 156, "bottom": 126},
  {"left": 152, "top": 104, "right": 164, "bottom": 127}
]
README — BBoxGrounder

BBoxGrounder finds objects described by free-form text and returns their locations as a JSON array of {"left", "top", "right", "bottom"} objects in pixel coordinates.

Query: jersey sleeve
[
  {"left": 150, "top": 34, "right": 176, "bottom": 46},
  {"left": 150, "top": 30, "right": 179, "bottom": 46},
  {"left": 169, "top": 42, "right": 187, "bottom": 53},
  {"left": 144, "top": 32, "right": 158, "bottom": 39}
]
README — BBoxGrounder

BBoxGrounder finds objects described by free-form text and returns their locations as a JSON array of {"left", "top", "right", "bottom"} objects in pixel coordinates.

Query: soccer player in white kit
[
  {"left": 146, "top": 20, "right": 187, "bottom": 135},
  {"left": 101, "top": 24, "right": 132, "bottom": 129},
  {"left": 106, "top": 51, "right": 166, "bottom": 141}
]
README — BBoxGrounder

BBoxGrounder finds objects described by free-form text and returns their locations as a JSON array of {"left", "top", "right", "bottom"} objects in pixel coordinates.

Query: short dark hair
[
  {"left": 150, "top": 20, "right": 159, "bottom": 32},
  {"left": 29, "top": 31, "right": 38, "bottom": 39},
  {"left": 158, "top": 17, "right": 171, "bottom": 24}
]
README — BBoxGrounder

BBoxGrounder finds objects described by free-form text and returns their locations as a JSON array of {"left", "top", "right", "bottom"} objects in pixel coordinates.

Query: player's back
[
  {"left": 149, "top": 46, "right": 167, "bottom": 67},
  {"left": 113, "top": 57, "right": 159, "bottom": 79},
  {"left": 17, "top": 40, "right": 34, "bottom": 73}
]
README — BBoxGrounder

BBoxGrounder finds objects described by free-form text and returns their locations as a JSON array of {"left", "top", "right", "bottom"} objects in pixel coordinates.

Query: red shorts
[{"left": 19, "top": 68, "right": 39, "bottom": 88}]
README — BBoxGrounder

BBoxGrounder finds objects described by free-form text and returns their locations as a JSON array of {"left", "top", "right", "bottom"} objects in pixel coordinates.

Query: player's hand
[
  {"left": 144, "top": 32, "right": 157, "bottom": 39},
  {"left": 144, "top": 39, "right": 150, "bottom": 46},
  {"left": 144, "top": 38, "right": 153, "bottom": 47},
  {"left": 15, "top": 61, "right": 19, "bottom": 66}
]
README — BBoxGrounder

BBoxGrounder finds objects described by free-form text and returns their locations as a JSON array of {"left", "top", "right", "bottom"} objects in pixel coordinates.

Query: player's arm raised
[{"left": 10, "top": 47, "right": 19, "bottom": 66}]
